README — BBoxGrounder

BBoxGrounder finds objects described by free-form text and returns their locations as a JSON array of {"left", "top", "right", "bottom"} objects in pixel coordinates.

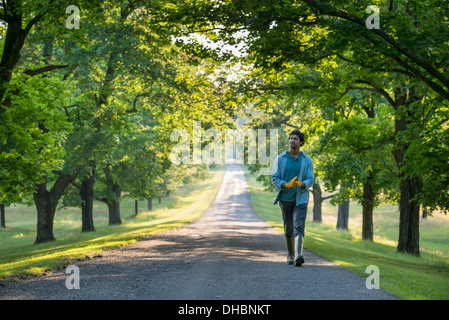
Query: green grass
[
  {"left": 244, "top": 168, "right": 449, "bottom": 300},
  {"left": 0, "top": 166, "right": 226, "bottom": 280}
]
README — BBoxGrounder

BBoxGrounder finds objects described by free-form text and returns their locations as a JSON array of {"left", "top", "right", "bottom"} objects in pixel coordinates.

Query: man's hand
[
  {"left": 284, "top": 177, "right": 306, "bottom": 189},
  {"left": 284, "top": 176, "right": 299, "bottom": 189},
  {"left": 293, "top": 180, "right": 305, "bottom": 188}
]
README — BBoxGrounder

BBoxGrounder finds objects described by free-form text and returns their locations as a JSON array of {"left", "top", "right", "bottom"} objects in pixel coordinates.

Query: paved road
[{"left": 0, "top": 164, "right": 397, "bottom": 300}]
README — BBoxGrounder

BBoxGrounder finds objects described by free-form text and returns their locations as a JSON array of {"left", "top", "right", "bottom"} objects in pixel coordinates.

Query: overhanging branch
[{"left": 24, "top": 64, "right": 68, "bottom": 76}]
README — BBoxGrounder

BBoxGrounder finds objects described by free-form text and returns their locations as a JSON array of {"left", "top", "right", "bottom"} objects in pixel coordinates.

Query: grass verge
[
  {"left": 244, "top": 167, "right": 449, "bottom": 300},
  {"left": 0, "top": 166, "right": 226, "bottom": 280}
]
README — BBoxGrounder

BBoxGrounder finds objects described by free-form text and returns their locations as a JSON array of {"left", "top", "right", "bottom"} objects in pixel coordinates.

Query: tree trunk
[
  {"left": 135, "top": 200, "right": 138, "bottom": 215},
  {"left": 103, "top": 165, "right": 122, "bottom": 225},
  {"left": 147, "top": 198, "right": 153, "bottom": 211},
  {"left": 80, "top": 164, "right": 96, "bottom": 232},
  {"left": 336, "top": 199, "right": 350, "bottom": 230},
  {"left": 397, "top": 176, "right": 421, "bottom": 256},
  {"left": 336, "top": 184, "right": 349, "bottom": 231},
  {"left": 0, "top": 203, "right": 5, "bottom": 228},
  {"left": 422, "top": 207, "right": 427, "bottom": 220},
  {"left": 362, "top": 175, "right": 375, "bottom": 241},
  {"left": 0, "top": 19, "right": 28, "bottom": 106},
  {"left": 107, "top": 199, "right": 121, "bottom": 225},
  {"left": 312, "top": 183, "right": 323, "bottom": 223},
  {"left": 34, "top": 168, "right": 82, "bottom": 243},
  {"left": 34, "top": 183, "right": 58, "bottom": 243}
]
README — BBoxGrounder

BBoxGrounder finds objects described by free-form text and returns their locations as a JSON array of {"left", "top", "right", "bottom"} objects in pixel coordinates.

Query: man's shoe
[
  {"left": 295, "top": 255, "right": 305, "bottom": 267},
  {"left": 294, "top": 235, "right": 305, "bottom": 267},
  {"left": 285, "top": 236, "right": 295, "bottom": 264}
]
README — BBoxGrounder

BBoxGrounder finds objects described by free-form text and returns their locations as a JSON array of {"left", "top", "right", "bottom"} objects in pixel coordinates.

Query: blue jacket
[{"left": 271, "top": 150, "right": 314, "bottom": 205}]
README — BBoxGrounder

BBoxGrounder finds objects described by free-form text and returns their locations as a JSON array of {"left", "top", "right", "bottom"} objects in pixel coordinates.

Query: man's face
[{"left": 289, "top": 134, "right": 301, "bottom": 149}]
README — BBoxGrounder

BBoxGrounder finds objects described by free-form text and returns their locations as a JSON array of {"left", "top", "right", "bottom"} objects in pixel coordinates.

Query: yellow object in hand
[
  {"left": 293, "top": 180, "right": 305, "bottom": 188},
  {"left": 284, "top": 176, "right": 299, "bottom": 189}
]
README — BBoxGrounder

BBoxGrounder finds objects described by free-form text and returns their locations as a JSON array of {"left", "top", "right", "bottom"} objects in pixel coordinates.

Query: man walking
[{"left": 271, "top": 130, "right": 314, "bottom": 266}]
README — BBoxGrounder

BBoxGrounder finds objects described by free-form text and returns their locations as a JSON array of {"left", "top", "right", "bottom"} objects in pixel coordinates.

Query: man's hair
[{"left": 289, "top": 130, "right": 305, "bottom": 145}]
